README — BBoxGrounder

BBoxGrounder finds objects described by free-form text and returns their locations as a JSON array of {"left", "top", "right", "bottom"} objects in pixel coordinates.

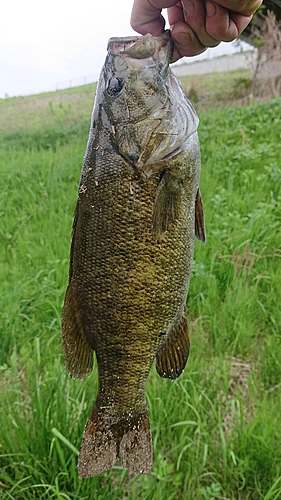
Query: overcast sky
[{"left": 0, "top": 0, "right": 246, "bottom": 98}]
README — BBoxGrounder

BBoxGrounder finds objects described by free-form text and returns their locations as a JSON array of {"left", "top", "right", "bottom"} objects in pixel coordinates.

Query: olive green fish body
[{"left": 62, "top": 31, "right": 205, "bottom": 477}]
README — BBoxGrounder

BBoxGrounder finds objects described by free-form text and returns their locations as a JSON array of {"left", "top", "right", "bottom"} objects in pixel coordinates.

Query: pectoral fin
[
  {"left": 62, "top": 283, "right": 94, "bottom": 380},
  {"left": 156, "top": 313, "right": 190, "bottom": 380},
  {"left": 195, "top": 188, "right": 206, "bottom": 244},
  {"left": 152, "top": 170, "right": 182, "bottom": 241}
]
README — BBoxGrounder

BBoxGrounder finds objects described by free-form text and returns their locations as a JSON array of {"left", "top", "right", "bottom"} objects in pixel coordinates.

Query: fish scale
[{"left": 62, "top": 30, "right": 205, "bottom": 477}]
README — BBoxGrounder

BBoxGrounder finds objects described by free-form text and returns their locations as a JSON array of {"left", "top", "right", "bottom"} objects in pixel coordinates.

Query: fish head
[{"left": 97, "top": 31, "right": 199, "bottom": 176}]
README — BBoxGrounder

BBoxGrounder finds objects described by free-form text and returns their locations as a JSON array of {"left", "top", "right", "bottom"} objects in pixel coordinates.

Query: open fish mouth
[{"left": 107, "top": 30, "right": 173, "bottom": 63}]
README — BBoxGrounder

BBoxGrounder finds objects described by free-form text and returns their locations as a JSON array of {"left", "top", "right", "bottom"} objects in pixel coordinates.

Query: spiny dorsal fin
[
  {"left": 62, "top": 284, "right": 94, "bottom": 380},
  {"left": 195, "top": 188, "right": 206, "bottom": 244},
  {"left": 156, "top": 313, "right": 190, "bottom": 380},
  {"left": 68, "top": 203, "right": 79, "bottom": 280}
]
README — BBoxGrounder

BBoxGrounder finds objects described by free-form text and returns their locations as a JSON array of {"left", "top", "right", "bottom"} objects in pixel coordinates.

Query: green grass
[
  {"left": 179, "top": 69, "right": 253, "bottom": 110},
  {"left": 0, "top": 77, "right": 281, "bottom": 499}
]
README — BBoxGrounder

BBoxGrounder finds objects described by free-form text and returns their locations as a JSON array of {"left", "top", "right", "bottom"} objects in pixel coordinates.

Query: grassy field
[{"left": 0, "top": 74, "right": 281, "bottom": 499}]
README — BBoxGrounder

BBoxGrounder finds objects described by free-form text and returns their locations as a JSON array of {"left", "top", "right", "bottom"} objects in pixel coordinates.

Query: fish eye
[{"left": 107, "top": 77, "right": 123, "bottom": 96}]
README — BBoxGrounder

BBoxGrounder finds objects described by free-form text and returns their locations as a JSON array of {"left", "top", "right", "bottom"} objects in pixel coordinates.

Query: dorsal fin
[
  {"left": 195, "top": 188, "right": 206, "bottom": 244},
  {"left": 62, "top": 283, "right": 94, "bottom": 380}
]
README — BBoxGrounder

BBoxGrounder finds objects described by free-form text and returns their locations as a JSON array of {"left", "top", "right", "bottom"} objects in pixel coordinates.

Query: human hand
[{"left": 131, "top": 0, "right": 262, "bottom": 62}]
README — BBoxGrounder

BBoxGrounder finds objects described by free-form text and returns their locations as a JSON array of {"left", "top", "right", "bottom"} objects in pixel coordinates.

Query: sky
[{"left": 0, "top": 0, "right": 248, "bottom": 99}]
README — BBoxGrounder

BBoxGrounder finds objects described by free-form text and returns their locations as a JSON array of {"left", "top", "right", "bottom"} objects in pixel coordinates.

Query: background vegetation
[{"left": 0, "top": 71, "right": 281, "bottom": 499}]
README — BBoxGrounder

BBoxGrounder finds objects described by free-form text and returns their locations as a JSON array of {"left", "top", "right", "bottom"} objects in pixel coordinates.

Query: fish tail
[{"left": 78, "top": 403, "right": 152, "bottom": 477}]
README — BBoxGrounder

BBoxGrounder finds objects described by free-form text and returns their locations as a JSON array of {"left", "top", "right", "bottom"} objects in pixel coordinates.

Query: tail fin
[{"left": 78, "top": 404, "right": 152, "bottom": 477}]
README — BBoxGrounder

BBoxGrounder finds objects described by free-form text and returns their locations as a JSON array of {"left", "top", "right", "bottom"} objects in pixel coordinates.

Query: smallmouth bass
[{"left": 62, "top": 30, "right": 205, "bottom": 478}]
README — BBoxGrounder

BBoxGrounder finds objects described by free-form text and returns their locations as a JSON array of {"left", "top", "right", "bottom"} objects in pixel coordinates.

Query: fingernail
[
  {"left": 184, "top": 0, "right": 195, "bottom": 17},
  {"left": 173, "top": 32, "right": 192, "bottom": 47},
  {"left": 206, "top": 1, "right": 217, "bottom": 17}
]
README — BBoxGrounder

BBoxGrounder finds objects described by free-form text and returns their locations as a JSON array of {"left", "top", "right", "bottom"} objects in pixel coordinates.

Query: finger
[
  {"left": 214, "top": 0, "right": 262, "bottom": 17},
  {"left": 131, "top": 0, "right": 182, "bottom": 36},
  {"left": 205, "top": 2, "right": 253, "bottom": 42},
  {"left": 180, "top": 0, "right": 221, "bottom": 48},
  {"left": 130, "top": 0, "right": 165, "bottom": 36},
  {"left": 205, "top": 1, "right": 237, "bottom": 41},
  {"left": 169, "top": 19, "right": 207, "bottom": 62},
  {"left": 229, "top": 12, "right": 253, "bottom": 37}
]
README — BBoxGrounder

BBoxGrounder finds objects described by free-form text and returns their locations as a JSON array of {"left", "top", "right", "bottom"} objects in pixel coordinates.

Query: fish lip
[
  {"left": 107, "top": 30, "right": 173, "bottom": 62},
  {"left": 107, "top": 30, "right": 171, "bottom": 50},
  {"left": 107, "top": 35, "right": 144, "bottom": 51}
]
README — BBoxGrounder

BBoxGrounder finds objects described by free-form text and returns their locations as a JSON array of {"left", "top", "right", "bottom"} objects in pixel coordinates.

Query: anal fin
[
  {"left": 156, "top": 313, "right": 190, "bottom": 380},
  {"left": 62, "top": 283, "right": 94, "bottom": 379},
  {"left": 195, "top": 188, "right": 206, "bottom": 244}
]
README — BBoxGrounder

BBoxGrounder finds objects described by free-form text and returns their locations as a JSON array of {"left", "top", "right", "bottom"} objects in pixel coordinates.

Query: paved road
[{"left": 172, "top": 51, "right": 257, "bottom": 77}]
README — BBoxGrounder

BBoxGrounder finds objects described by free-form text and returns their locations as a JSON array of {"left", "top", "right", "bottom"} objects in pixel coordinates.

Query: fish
[{"left": 61, "top": 30, "right": 205, "bottom": 478}]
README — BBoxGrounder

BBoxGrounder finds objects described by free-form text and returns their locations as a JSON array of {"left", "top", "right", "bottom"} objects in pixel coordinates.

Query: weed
[{"left": 251, "top": 12, "right": 281, "bottom": 98}]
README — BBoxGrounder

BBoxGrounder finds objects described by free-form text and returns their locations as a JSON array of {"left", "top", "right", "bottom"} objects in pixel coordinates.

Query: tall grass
[{"left": 0, "top": 83, "right": 281, "bottom": 499}]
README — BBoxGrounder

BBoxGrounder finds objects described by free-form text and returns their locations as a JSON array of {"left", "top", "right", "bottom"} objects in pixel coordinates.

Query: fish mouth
[{"left": 107, "top": 31, "right": 173, "bottom": 63}]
